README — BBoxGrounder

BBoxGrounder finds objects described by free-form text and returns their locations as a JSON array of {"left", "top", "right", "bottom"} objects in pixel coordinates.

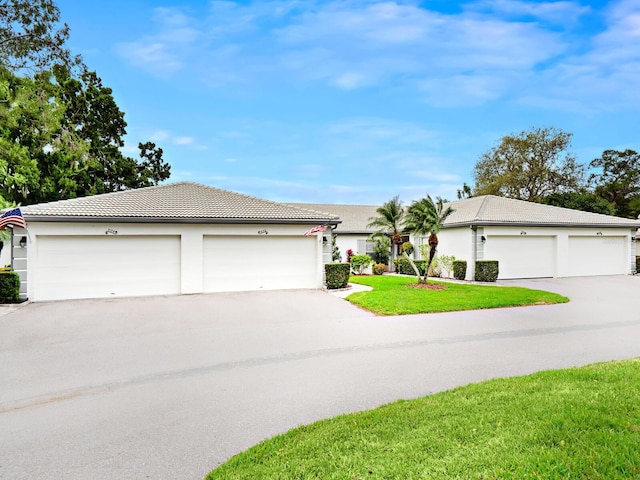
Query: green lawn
[
  {"left": 346, "top": 275, "right": 568, "bottom": 315},
  {"left": 205, "top": 359, "right": 640, "bottom": 480}
]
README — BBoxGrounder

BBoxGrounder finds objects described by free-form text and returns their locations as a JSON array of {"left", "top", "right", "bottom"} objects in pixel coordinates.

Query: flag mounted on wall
[
  {"left": 0, "top": 208, "right": 27, "bottom": 230},
  {"left": 303, "top": 224, "right": 328, "bottom": 236}
]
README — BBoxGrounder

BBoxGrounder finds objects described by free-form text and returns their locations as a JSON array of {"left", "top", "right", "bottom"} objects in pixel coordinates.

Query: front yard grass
[
  {"left": 206, "top": 358, "right": 640, "bottom": 480},
  {"left": 347, "top": 274, "right": 568, "bottom": 315}
]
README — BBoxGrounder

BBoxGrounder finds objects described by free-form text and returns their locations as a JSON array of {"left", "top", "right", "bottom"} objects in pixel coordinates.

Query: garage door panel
[
  {"left": 203, "top": 236, "right": 317, "bottom": 292},
  {"left": 35, "top": 236, "right": 181, "bottom": 301},
  {"left": 484, "top": 236, "right": 556, "bottom": 279},
  {"left": 568, "top": 236, "right": 626, "bottom": 277}
]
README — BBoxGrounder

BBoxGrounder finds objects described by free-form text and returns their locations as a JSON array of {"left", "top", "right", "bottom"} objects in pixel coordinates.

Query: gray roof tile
[
  {"left": 21, "top": 182, "right": 339, "bottom": 223},
  {"left": 290, "top": 203, "right": 380, "bottom": 233}
]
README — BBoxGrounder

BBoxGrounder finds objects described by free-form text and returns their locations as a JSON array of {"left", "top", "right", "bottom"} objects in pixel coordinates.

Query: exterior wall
[
  {"left": 334, "top": 233, "right": 369, "bottom": 261},
  {"left": 23, "top": 221, "right": 325, "bottom": 301},
  {"left": 420, "top": 228, "right": 474, "bottom": 279}
]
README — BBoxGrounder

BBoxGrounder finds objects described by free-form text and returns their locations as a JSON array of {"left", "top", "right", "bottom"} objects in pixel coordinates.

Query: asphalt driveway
[{"left": 1, "top": 276, "right": 640, "bottom": 479}]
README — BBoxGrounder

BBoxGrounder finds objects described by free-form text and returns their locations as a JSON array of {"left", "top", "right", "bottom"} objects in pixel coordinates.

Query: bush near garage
[
  {"left": 324, "top": 263, "right": 350, "bottom": 289},
  {"left": 350, "top": 254, "right": 373, "bottom": 275},
  {"left": 475, "top": 260, "right": 499, "bottom": 282},
  {"left": 396, "top": 258, "right": 426, "bottom": 276},
  {"left": 453, "top": 260, "right": 467, "bottom": 280},
  {"left": 0, "top": 270, "right": 20, "bottom": 303},
  {"left": 636, "top": 255, "right": 640, "bottom": 273}
]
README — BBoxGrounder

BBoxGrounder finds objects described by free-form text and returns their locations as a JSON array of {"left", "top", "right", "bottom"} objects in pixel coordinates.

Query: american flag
[
  {"left": 0, "top": 208, "right": 27, "bottom": 230},
  {"left": 303, "top": 224, "right": 328, "bottom": 236}
]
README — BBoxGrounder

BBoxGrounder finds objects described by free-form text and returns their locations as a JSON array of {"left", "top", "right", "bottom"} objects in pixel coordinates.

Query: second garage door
[
  {"left": 203, "top": 235, "right": 318, "bottom": 292},
  {"left": 568, "top": 236, "right": 627, "bottom": 276},
  {"left": 484, "top": 235, "right": 556, "bottom": 279},
  {"left": 34, "top": 235, "right": 181, "bottom": 301}
]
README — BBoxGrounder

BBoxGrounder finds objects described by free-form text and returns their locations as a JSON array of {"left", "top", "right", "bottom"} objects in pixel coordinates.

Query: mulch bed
[{"left": 406, "top": 283, "right": 447, "bottom": 290}]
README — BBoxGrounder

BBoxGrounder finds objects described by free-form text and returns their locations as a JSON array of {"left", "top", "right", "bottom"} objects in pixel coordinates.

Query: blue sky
[{"left": 56, "top": 0, "right": 639, "bottom": 205}]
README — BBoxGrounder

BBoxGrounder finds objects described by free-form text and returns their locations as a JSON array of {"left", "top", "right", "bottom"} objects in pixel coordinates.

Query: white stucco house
[
  {"left": 429, "top": 195, "right": 640, "bottom": 280},
  {"left": 12, "top": 182, "right": 338, "bottom": 302},
  {"left": 297, "top": 196, "right": 640, "bottom": 280}
]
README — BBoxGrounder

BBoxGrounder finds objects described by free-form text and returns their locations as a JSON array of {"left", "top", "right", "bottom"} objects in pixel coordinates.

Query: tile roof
[
  {"left": 443, "top": 195, "right": 640, "bottom": 228},
  {"left": 290, "top": 203, "right": 380, "bottom": 233},
  {"left": 294, "top": 196, "right": 640, "bottom": 231},
  {"left": 21, "top": 182, "right": 340, "bottom": 224}
]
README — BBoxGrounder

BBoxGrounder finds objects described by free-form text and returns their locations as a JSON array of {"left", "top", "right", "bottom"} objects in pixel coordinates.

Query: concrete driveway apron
[{"left": 1, "top": 276, "right": 639, "bottom": 479}]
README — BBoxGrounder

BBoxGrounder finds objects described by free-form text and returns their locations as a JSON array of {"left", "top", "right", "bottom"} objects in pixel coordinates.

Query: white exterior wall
[
  {"left": 334, "top": 233, "right": 369, "bottom": 261},
  {"left": 23, "top": 221, "right": 324, "bottom": 301},
  {"left": 418, "top": 228, "right": 474, "bottom": 279}
]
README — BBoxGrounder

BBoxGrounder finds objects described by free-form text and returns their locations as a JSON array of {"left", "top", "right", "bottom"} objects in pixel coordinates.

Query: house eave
[
  {"left": 23, "top": 215, "right": 341, "bottom": 225},
  {"left": 443, "top": 221, "right": 640, "bottom": 229}
]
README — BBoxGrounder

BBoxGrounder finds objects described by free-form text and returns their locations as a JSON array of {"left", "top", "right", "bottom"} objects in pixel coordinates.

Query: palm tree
[
  {"left": 367, "top": 195, "right": 405, "bottom": 270},
  {"left": 404, "top": 195, "right": 454, "bottom": 283}
]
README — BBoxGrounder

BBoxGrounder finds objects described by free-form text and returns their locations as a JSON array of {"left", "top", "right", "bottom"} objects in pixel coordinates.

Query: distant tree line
[
  {"left": 463, "top": 126, "right": 640, "bottom": 219},
  {"left": 0, "top": 0, "right": 171, "bottom": 206}
]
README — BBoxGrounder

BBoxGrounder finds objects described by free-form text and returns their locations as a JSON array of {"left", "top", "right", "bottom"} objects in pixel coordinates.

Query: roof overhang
[
  {"left": 444, "top": 221, "right": 640, "bottom": 229},
  {"left": 23, "top": 215, "right": 341, "bottom": 225}
]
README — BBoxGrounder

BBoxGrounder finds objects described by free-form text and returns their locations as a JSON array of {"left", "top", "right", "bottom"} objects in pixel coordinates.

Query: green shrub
[
  {"left": 453, "top": 260, "right": 467, "bottom": 280},
  {"left": 0, "top": 271, "right": 20, "bottom": 303},
  {"left": 438, "top": 255, "right": 456, "bottom": 278},
  {"left": 324, "top": 263, "right": 350, "bottom": 289},
  {"left": 372, "top": 263, "right": 387, "bottom": 275},
  {"left": 350, "top": 254, "right": 373, "bottom": 275},
  {"left": 373, "top": 237, "right": 390, "bottom": 265},
  {"left": 475, "top": 260, "right": 499, "bottom": 282},
  {"left": 636, "top": 256, "right": 640, "bottom": 274},
  {"left": 396, "top": 258, "right": 426, "bottom": 276},
  {"left": 401, "top": 241, "right": 414, "bottom": 256}
]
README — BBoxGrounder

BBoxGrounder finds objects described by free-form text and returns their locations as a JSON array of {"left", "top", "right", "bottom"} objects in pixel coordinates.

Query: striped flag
[
  {"left": 303, "top": 224, "right": 328, "bottom": 236},
  {"left": 0, "top": 208, "right": 27, "bottom": 230}
]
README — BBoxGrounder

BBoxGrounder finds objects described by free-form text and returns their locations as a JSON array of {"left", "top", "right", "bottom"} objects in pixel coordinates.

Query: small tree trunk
[{"left": 402, "top": 251, "right": 423, "bottom": 281}]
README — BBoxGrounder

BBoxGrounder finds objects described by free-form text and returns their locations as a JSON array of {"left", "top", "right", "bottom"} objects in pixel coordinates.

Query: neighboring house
[
  {"left": 14, "top": 182, "right": 338, "bottom": 302},
  {"left": 429, "top": 195, "right": 640, "bottom": 280}
]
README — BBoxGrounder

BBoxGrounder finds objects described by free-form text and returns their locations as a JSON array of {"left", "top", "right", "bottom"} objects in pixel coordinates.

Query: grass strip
[
  {"left": 206, "top": 359, "right": 640, "bottom": 480},
  {"left": 347, "top": 275, "right": 568, "bottom": 315}
]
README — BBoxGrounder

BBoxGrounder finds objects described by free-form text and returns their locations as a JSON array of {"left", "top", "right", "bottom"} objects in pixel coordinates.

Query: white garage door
[
  {"left": 35, "top": 235, "right": 181, "bottom": 301},
  {"left": 203, "top": 235, "right": 318, "bottom": 292},
  {"left": 484, "top": 236, "right": 556, "bottom": 279},
  {"left": 568, "top": 236, "right": 627, "bottom": 277}
]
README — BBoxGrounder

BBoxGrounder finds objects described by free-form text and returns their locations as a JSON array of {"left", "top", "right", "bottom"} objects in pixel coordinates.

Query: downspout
[{"left": 471, "top": 225, "right": 477, "bottom": 281}]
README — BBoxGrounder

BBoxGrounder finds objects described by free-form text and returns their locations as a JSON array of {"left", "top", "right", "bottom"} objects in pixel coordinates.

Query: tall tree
[
  {"left": 0, "top": 0, "right": 79, "bottom": 73},
  {"left": 589, "top": 149, "right": 640, "bottom": 219},
  {"left": 138, "top": 141, "right": 171, "bottom": 186},
  {"left": 367, "top": 195, "right": 405, "bottom": 269},
  {"left": 474, "top": 127, "right": 584, "bottom": 202},
  {"left": 542, "top": 191, "right": 615, "bottom": 216},
  {"left": 404, "top": 196, "right": 454, "bottom": 284}
]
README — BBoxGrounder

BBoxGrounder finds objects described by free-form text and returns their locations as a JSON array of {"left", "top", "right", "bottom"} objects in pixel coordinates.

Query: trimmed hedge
[
  {"left": 396, "top": 258, "right": 426, "bottom": 276},
  {"left": 636, "top": 256, "right": 640, "bottom": 274},
  {"left": 0, "top": 271, "right": 20, "bottom": 303},
  {"left": 475, "top": 260, "right": 499, "bottom": 282},
  {"left": 372, "top": 263, "right": 387, "bottom": 275},
  {"left": 325, "top": 263, "right": 350, "bottom": 289},
  {"left": 453, "top": 260, "right": 467, "bottom": 280}
]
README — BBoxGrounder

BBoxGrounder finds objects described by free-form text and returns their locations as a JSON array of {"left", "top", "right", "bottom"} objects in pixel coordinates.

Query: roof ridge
[{"left": 474, "top": 195, "right": 492, "bottom": 221}]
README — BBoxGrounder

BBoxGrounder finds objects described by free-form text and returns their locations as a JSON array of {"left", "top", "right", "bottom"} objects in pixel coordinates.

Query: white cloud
[{"left": 174, "top": 136, "right": 194, "bottom": 145}]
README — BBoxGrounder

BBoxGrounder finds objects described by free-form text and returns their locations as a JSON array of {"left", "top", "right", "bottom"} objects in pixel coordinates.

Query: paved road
[{"left": 1, "top": 276, "right": 639, "bottom": 479}]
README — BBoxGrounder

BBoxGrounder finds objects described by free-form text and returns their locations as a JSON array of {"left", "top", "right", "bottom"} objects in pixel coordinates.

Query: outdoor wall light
[
  {"left": 19, "top": 236, "right": 27, "bottom": 248},
  {"left": 481, "top": 235, "right": 486, "bottom": 243},
  {"left": 322, "top": 236, "right": 329, "bottom": 245}
]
